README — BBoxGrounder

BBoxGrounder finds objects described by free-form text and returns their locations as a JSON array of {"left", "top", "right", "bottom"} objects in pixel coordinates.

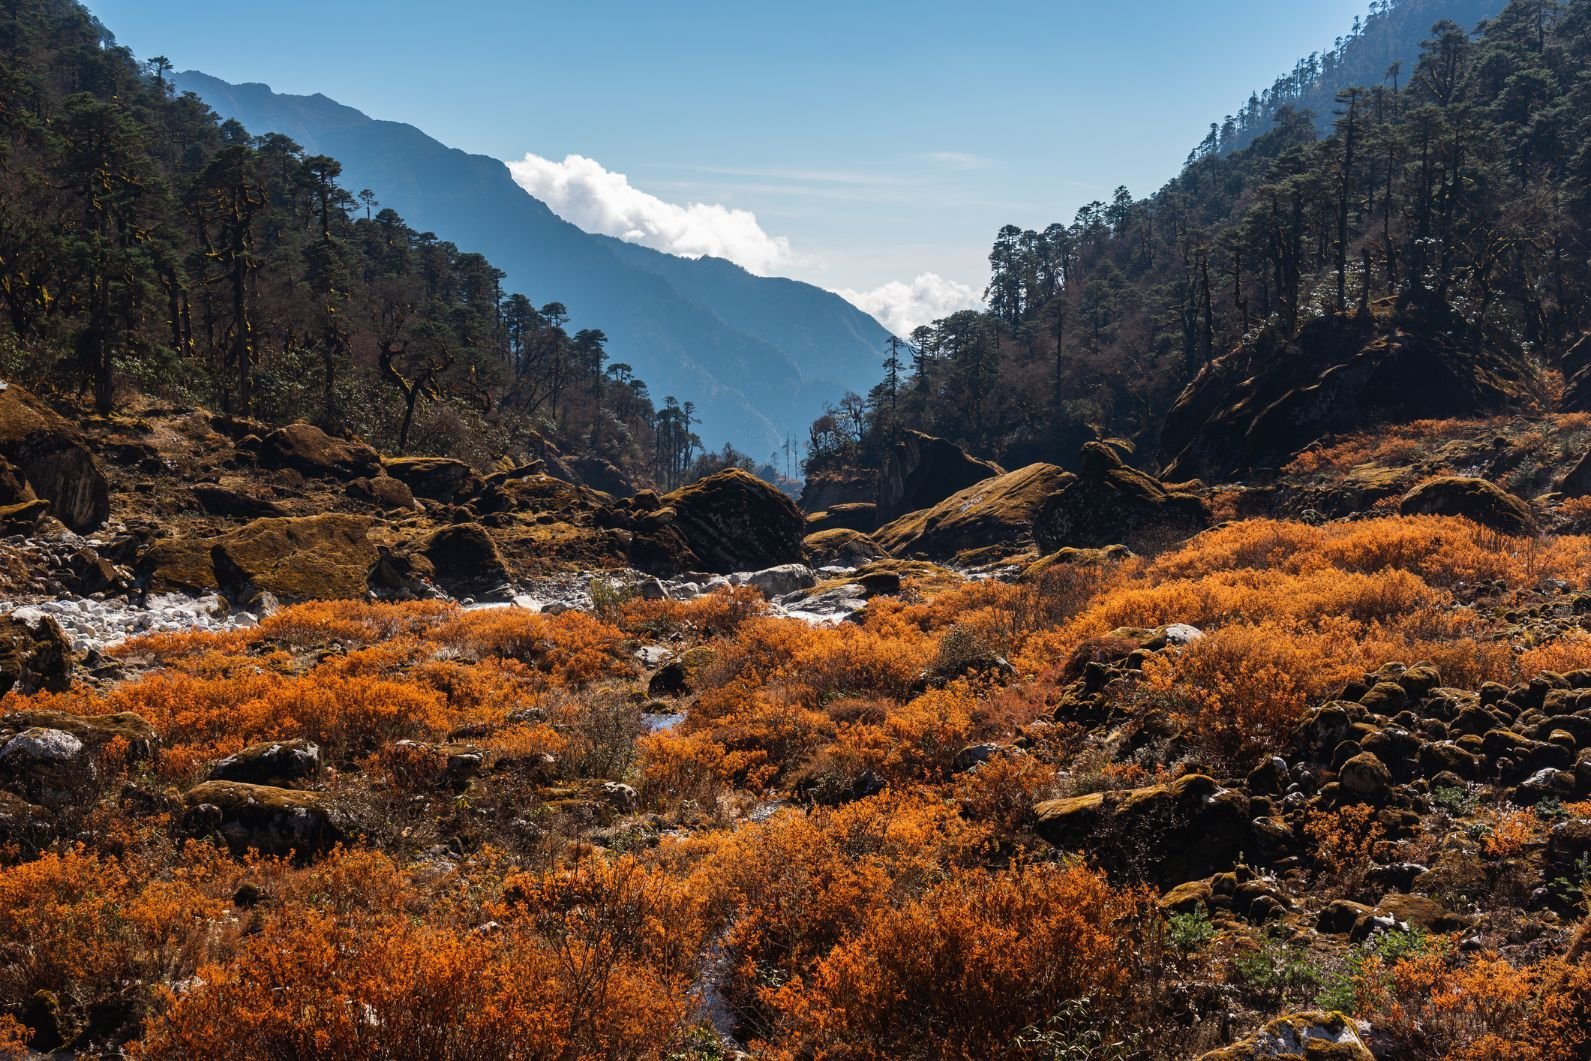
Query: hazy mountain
[{"left": 173, "top": 71, "right": 891, "bottom": 456}]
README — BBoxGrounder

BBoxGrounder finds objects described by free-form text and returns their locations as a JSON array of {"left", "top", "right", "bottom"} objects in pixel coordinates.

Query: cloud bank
[
  {"left": 506, "top": 152, "right": 794, "bottom": 274},
  {"left": 836, "top": 273, "right": 984, "bottom": 336}
]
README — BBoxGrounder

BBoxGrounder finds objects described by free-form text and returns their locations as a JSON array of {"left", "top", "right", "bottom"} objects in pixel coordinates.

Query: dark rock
[
  {"left": 1317, "top": 898, "right": 1374, "bottom": 934},
  {"left": 1033, "top": 443, "right": 1209, "bottom": 553},
  {"left": 0, "top": 613, "right": 72, "bottom": 696},
  {"left": 0, "top": 728, "right": 95, "bottom": 810},
  {"left": 192, "top": 483, "right": 285, "bottom": 519},
  {"left": 258, "top": 423, "right": 381, "bottom": 480},
  {"left": 0, "top": 790, "right": 52, "bottom": 852},
  {"left": 1034, "top": 774, "right": 1250, "bottom": 886},
  {"left": 662, "top": 469, "right": 805, "bottom": 575},
  {"left": 1352, "top": 893, "right": 1473, "bottom": 941},
  {"left": 208, "top": 739, "right": 322, "bottom": 787},
  {"left": 1399, "top": 477, "right": 1536, "bottom": 537},
  {"left": 213, "top": 514, "right": 379, "bottom": 602},
  {"left": 346, "top": 475, "right": 418, "bottom": 511},
  {"left": 804, "top": 528, "right": 889, "bottom": 567},
  {"left": 182, "top": 780, "right": 348, "bottom": 861},
  {"left": 804, "top": 502, "right": 879, "bottom": 535},
  {"left": 1160, "top": 298, "right": 1535, "bottom": 482},
  {"left": 382, "top": 456, "right": 473, "bottom": 502},
  {"left": 0, "top": 384, "right": 110, "bottom": 532},
  {"left": 1339, "top": 751, "right": 1393, "bottom": 802},
  {"left": 648, "top": 660, "right": 690, "bottom": 698},
  {"left": 422, "top": 523, "right": 511, "bottom": 601},
  {"left": 876, "top": 430, "right": 1001, "bottom": 522}
]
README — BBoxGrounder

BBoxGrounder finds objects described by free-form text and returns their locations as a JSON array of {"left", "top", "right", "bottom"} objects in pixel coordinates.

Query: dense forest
[
  {"left": 807, "top": 0, "right": 1591, "bottom": 480},
  {"left": 0, "top": 0, "right": 716, "bottom": 486}
]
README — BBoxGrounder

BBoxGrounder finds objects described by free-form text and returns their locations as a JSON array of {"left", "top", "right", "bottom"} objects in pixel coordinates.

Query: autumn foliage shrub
[{"left": 763, "top": 861, "right": 1151, "bottom": 1059}]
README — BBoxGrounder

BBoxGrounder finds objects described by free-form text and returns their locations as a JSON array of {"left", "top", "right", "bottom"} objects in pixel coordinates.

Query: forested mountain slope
[
  {"left": 1198, "top": 0, "right": 1507, "bottom": 157},
  {"left": 173, "top": 71, "right": 892, "bottom": 456},
  {"left": 807, "top": 0, "right": 1591, "bottom": 486}
]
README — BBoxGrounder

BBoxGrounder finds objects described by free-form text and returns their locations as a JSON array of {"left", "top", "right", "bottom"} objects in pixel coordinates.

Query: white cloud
[
  {"left": 506, "top": 152, "right": 794, "bottom": 274},
  {"left": 836, "top": 273, "right": 984, "bottom": 335}
]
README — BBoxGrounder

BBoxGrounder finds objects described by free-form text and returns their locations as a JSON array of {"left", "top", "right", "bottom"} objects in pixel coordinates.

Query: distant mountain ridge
[{"left": 173, "top": 71, "right": 891, "bottom": 455}]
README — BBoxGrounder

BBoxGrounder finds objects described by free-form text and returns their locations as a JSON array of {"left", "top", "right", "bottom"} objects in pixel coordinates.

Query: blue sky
[{"left": 85, "top": 0, "right": 1368, "bottom": 330}]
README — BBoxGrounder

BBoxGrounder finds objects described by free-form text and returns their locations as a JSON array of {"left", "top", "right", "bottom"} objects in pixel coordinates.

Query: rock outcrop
[
  {"left": 143, "top": 513, "right": 379, "bottom": 601},
  {"left": 0, "top": 614, "right": 72, "bottom": 695},
  {"left": 182, "top": 780, "right": 348, "bottom": 861},
  {"left": 1034, "top": 443, "right": 1208, "bottom": 553},
  {"left": 875, "top": 462, "right": 1073, "bottom": 561},
  {"left": 258, "top": 422, "right": 381, "bottom": 480},
  {"left": 1399, "top": 476, "right": 1537, "bottom": 536},
  {"left": 876, "top": 431, "right": 1001, "bottom": 522},
  {"left": 660, "top": 469, "right": 805, "bottom": 575},
  {"left": 0, "top": 384, "right": 110, "bottom": 532},
  {"left": 1160, "top": 299, "right": 1536, "bottom": 482},
  {"left": 382, "top": 456, "right": 473, "bottom": 502},
  {"left": 422, "top": 523, "right": 511, "bottom": 601}
]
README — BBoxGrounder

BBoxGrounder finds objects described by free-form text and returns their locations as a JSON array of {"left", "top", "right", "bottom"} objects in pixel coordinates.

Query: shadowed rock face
[
  {"left": 0, "top": 384, "right": 109, "bottom": 533},
  {"left": 876, "top": 431, "right": 1002, "bottom": 523},
  {"left": 1399, "top": 476, "right": 1537, "bottom": 536},
  {"left": 664, "top": 469, "right": 805, "bottom": 575},
  {"left": 1159, "top": 298, "right": 1536, "bottom": 483},
  {"left": 258, "top": 422, "right": 381, "bottom": 481},
  {"left": 1034, "top": 443, "right": 1208, "bottom": 554}
]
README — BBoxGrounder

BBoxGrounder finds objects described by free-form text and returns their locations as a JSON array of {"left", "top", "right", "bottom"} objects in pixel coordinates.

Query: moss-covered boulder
[
  {"left": 1198, "top": 1012, "right": 1372, "bottom": 1060},
  {"left": 1, "top": 708, "right": 158, "bottom": 761},
  {"left": 804, "top": 528, "right": 888, "bottom": 567},
  {"left": 0, "top": 384, "right": 109, "bottom": 532},
  {"left": 182, "top": 780, "right": 348, "bottom": 861},
  {"left": 877, "top": 431, "right": 1001, "bottom": 522},
  {"left": 258, "top": 422, "right": 381, "bottom": 480},
  {"left": 382, "top": 456, "right": 473, "bottom": 502},
  {"left": 422, "top": 522, "right": 511, "bottom": 600},
  {"left": 804, "top": 501, "right": 879, "bottom": 534},
  {"left": 661, "top": 469, "right": 804, "bottom": 575},
  {"left": 875, "top": 462, "right": 1073, "bottom": 561},
  {"left": 145, "top": 514, "right": 378, "bottom": 601},
  {"left": 0, "top": 615, "right": 72, "bottom": 696},
  {"left": 1034, "top": 444, "right": 1208, "bottom": 553},
  {"left": 1399, "top": 476, "right": 1536, "bottom": 536},
  {"left": 1034, "top": 774, "right": 1250, "bottom": 886}
]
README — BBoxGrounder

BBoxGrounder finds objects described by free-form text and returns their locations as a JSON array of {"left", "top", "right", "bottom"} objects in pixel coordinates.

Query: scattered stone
[{"left": 182, "top": 780, "right": 349, "bottom": 861}]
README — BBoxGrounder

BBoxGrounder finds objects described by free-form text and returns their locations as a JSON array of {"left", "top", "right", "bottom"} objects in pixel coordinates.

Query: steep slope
[
  {"left": 1203, "top": 0, "right": 1505, "bottom": 156},
  {"left": 172, "top": 72, "right": 892, "bottom": 456}
]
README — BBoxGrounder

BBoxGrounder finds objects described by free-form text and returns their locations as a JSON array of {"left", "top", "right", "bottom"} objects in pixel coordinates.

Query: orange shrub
[{"left": 763, "top": 861, "right": 1150, "bottom": 1058}]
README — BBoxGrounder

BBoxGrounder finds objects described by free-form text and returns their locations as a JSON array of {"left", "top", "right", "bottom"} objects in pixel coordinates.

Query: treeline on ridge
[
  {"left": 0, "top": 0, "right": 713, "bottom": 486},
  {"left": 807, "top": 0, "right": 1591, "bottom": 482}
]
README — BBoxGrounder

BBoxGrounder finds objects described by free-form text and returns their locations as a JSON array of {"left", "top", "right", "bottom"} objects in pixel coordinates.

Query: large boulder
[
  {"left": 1160, "top": 299, "right": 1536, "bottom": 482},
  {"left": 0, "top": 708, "right": 159, "bottom": 761},
  {"left": 804, "top": 501, "right": 879, "bottom": 535},
  {"left": 662, "top": 469, "right": 804, "bottom": 575},
  {"left": 567, "top": 456, "right": 635, "bottom": 500},
  {"left": 208, "top": 739, "right": 322, "bottom": 787},
  {"left": 1034, "top": 773, "right": 1250, "bottom": 886},
  {"left": 258, "top": 423, "right": 381, "bottom": 480},
  {"left": 421, "top": 523, "right": 511, "bottom": 601},
  {"left": 0, "top": 383, "right": 110, "bottom": 532},
  {"left": 191, "top": 482, "right": 286, "bottom": 519},
  {"left": 145, "top": 514, "right": 378, "bottom": 601},
  {"left": 1399, "top": 477, "right": 1536, "bottom": 536},
  {"left": 876, "top": 431, "right": 1001, "bottom": 522},
  {"left": 382, "top": 456, "right": 474, "bottom": 502},
  {"left": 182, "top": 780, "right": 348, "bottom": 861},
  {"left": 0, "top": 728, "right": 94, "bottom": 810},
  {"left": 0, "top": 614, "right": 72, "bottom": 696},
  {"left": 875, "top": 462, "right": 1073, "bottom": 561},
  {"left": 1198, "top": 1012, "right": 1372, "bottom": 1060},
  {"left": 799, "top": 472, "right": 876, "bottom": 513},
  {"left": 1034, "top": 443, "right": 1209, "bottom": 553}
]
